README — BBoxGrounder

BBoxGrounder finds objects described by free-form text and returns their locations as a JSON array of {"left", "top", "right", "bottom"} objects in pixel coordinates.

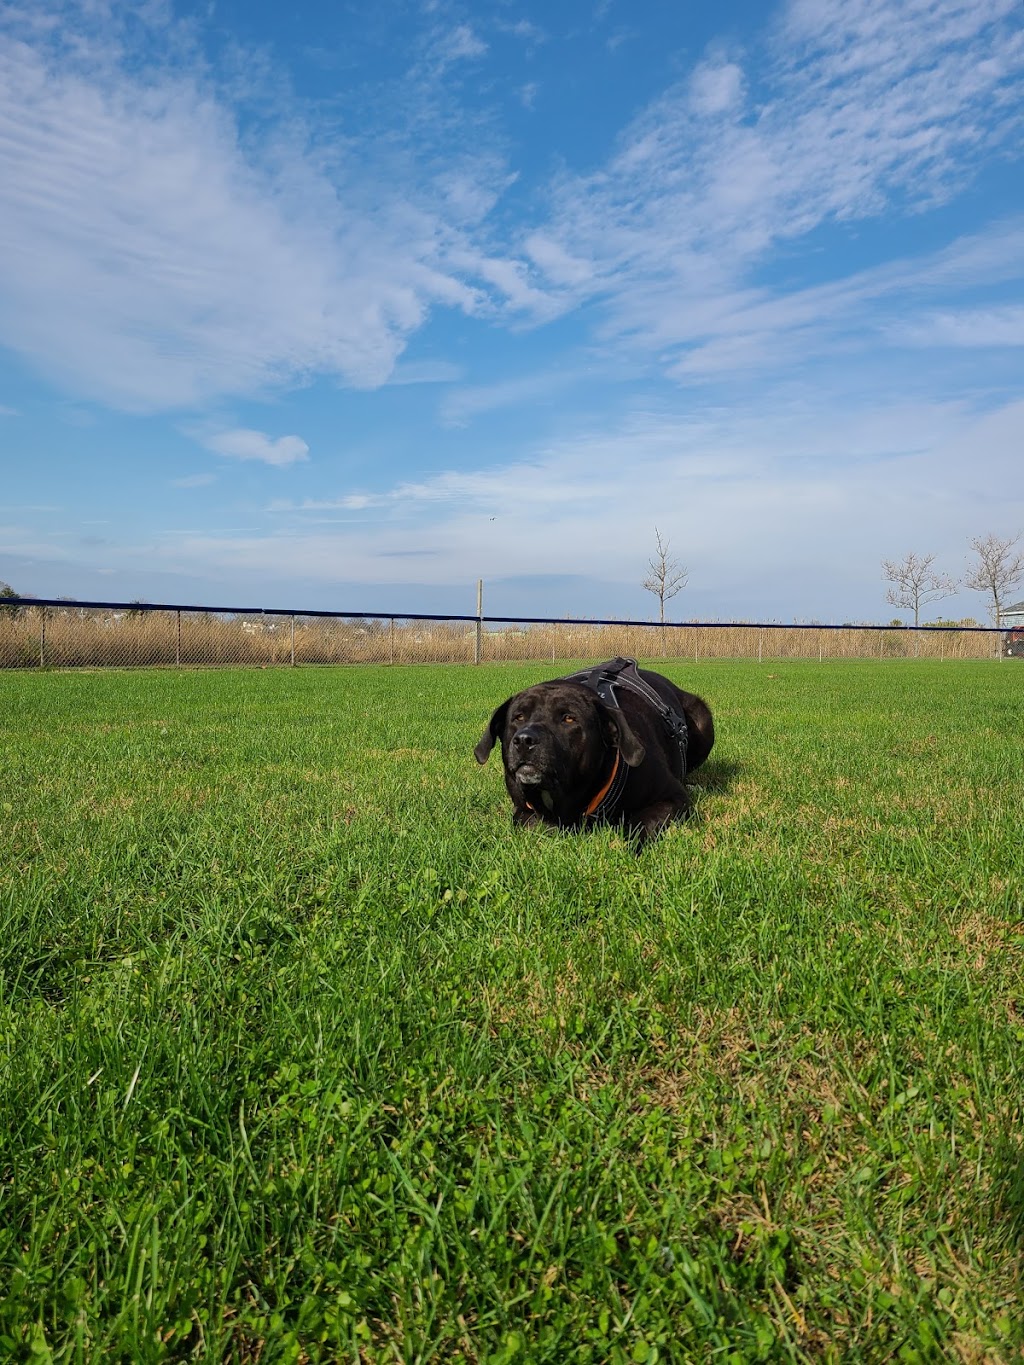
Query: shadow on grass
[
  {"left": 994, "top": 1136, "right": 1024, "bottom": 1246},
  {"left": 692, "top": 757, "right": 742, "bottom": 794}
]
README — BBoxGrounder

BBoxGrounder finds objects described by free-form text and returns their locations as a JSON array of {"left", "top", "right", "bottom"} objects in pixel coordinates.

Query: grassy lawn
[{"left": 0, "top": 660, "right": 1022, "bottom": 1363}]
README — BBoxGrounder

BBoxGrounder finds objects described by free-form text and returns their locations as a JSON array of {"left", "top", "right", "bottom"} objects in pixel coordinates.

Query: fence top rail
[{"left": 0, "top": 596, "right": 1005, "bottom": 634}]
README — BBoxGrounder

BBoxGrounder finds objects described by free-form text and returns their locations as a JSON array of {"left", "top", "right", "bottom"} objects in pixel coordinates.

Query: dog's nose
[{"left": 513, "top": 725, "right": 541, "bottom": 751}]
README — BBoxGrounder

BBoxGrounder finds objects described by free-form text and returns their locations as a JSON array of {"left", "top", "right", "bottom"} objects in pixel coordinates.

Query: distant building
[{"left": 1003, "top": 600, "right": 1024, "bottom": 658}]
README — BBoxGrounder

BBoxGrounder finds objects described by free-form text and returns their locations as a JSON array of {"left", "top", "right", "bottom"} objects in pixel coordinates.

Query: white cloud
[
  {"left": 523, "top": 233, "right": 593, "bottom": 288},
  {"left": 267, "top": 495, "right": 378, "bottom": 512},
  {"left": 524, "top": 0, "right": 1024, "bottom": 365},
  {"left": 0, "top": 8, "right": 509, "bottom": 411},
  {"left": 519, "top": 81, "right": 539, "bottom": 110},
  {"left": 688, "top": 58, "right": 744, "bottom": 116},
  {"left": 111, "top": 393, "right": 1022, "bottom": 622},
  {"left": 500, "top": 19, "right": 546, "bottom": 43},
  {"left": 0, "top": 0, "right": 1021, "bottom": 428},
  {"left": 202, "top": 429, "right": 310, "bottom": 467},
  {"left": 10, "top": 388, "right": 1024, "bottom": 619},
  {"left": 441, "top": 24, "right": 487, "bottom": 62},
  {"left": 886, "top": 306, "right": 1024, "bottom": 349},
  {"left": 449, "top": 248, "right": 561, "bottom": 317}
]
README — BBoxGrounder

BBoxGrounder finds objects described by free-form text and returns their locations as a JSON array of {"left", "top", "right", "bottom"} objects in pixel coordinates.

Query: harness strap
[
  {"left": 584, "top": 750, "right": 626, "bottom": 819},
  {"left": 523, "top": 658, "right": 688, "bottom": 826},
  {"left": 563, "top": 656, "right": 689, "bottom": 782},
  {"left": 524, "top": 750, "right": 624, "bottom": 820}
]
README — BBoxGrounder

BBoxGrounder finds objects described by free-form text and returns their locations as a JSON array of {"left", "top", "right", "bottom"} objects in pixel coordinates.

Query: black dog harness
[{"left": 561, "top": 657, "right": 690, "bottom": 821}]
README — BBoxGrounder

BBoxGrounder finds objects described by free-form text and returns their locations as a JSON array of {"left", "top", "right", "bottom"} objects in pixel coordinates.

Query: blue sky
[{"left": 1, "top": 0, "right": 1022, "bottom": 623}]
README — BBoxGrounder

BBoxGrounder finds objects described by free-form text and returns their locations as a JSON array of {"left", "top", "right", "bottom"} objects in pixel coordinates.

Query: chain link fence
[{"left": 0, "top": 598, "right": 1012, "bottom": 669}]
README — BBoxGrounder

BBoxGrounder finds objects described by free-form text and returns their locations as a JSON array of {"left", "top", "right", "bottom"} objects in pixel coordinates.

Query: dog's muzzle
[{"left": 510, "top": 725, "right": 547, "bottom": 785}]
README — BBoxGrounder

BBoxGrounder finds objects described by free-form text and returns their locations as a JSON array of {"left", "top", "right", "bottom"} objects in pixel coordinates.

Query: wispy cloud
[
  {"left": 0, "top": 4, "right": 508, "bottom": 411},
  {"left": 150, "top": 392, "right": 1024, "bottom": 616},
  {"left": 386, "top": 359, "right": 464, "bottom": 386},
  {"left": 518, "top": 81, "right": 539, "bottom": 111},
  {"left": 435, "top": 24, "right": 487, "bottom": 66},
  {"left": 171, "top": 472, "right": 217, "bottom": 488},
  {"left": 439, "top": 367, "right": 598, "bottom": 426},
  {"left": 885, "top": 305, "right": 1024, "bottom": 349},
  {"left": 9, "top": 384, "right": 1022, "bottom": 619},
  {"left": 1, "top": 0, "right": 1019, "bottom": 422},
  {"left": 268, "top": 495, "right": 378, "bottom": 513},
  {"left": 521, "top": 0, "right": 1024, "bottom": 370},
  {"left": 498, "top": 19, "right": 546, "bottom": 44},
  {"left": 687, "top": 55, "right": 744, "bottom": 117}
]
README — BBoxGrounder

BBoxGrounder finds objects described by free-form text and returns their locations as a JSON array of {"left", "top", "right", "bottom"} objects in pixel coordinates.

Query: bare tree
[
  {"left": 965, "top": 531, "right": 1024, "bottom": 627},
  {"left": 881, "top": 552, "right": 956, "bottom": 627},
  {"left": 642, "top": 528, "right": 688, "bottom": 624},
  {"left": 0, "top": 581, "right": 23, "bottom": 619}
]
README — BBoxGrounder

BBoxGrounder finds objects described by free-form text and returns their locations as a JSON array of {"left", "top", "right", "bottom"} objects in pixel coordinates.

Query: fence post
[
  {"left": 758, "top": 628, "right": 763, "bottom": 664},
  {"left": 475, "top": 579, "right": 483, "bottom": 665},
  {"left": 290, "top": 615, "right": 295, "bottom": 667},
  {"left": 389, "top": 618, "right": 395, "bottom": 665},
  {"left": 39, "top": 608, "right": 46, "bottom": 668},
  {"left": 176, "top": 609, "right": 181, "bottom": 667}
]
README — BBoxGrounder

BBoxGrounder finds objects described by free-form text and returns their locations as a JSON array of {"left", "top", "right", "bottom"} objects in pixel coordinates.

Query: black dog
[{"left": 474, "top": 657, "right": 714, "bottom": 843}]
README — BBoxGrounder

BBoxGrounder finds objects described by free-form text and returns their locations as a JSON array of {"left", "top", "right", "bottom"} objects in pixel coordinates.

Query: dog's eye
[
  {"left": 512, "top": 713, "right": 525, "bottom": 725},
  {"left": 562, "top": 714, "right": 576, "bottom": 724}
]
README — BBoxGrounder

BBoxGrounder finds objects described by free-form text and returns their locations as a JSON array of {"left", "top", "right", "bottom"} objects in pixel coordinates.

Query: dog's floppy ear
[
  {"left": 474, "top": 698, "right": 512, "bottom": 765},
  {"left": 601, "top": 703, "right": 646, "bottom": 768}
]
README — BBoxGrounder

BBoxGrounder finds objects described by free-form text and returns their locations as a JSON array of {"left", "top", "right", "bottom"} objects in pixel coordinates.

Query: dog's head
[{"left": 474, "top": 680, "right": 645, "bottom": 818}]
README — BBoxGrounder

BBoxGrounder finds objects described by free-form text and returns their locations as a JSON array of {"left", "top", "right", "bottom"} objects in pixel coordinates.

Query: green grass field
[{"left": 1, "top": 660, "right": 1022, "bottom": 1363}]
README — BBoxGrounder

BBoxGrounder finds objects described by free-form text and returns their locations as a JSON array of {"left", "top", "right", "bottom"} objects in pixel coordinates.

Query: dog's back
[{"left": 635, "top": 666, "right": 715, "bottom": 772}]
